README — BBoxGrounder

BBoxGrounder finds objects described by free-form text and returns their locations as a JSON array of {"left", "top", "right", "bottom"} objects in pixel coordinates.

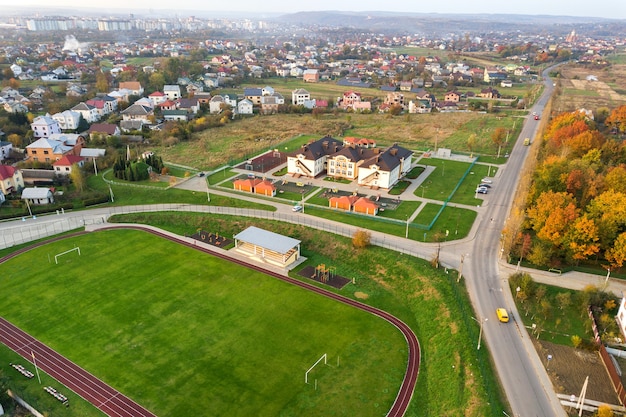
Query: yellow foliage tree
[{"left": 352, "top": 230, "right": 371, "bottom": 249}]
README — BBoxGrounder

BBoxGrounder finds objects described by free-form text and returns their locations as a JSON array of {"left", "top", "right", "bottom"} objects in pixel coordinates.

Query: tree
[
  {"left": 69, "top": 164, "right": 86, "bottom": 192},
  {"left": 7, "top": 133, "right": 22, "bottom": 147},
  {"left": 467, "top": 133, "right": 477, "bottom": 156},
  {"left": 605, "top": 232, "right": 626, "bottom": 269},
  {"left": 352, "top": 230, "right": 371, "bottom": 248},
  {"left": 565, "top": 214, "right": 600, "bottom": 262},
  {"left": 605, "top": 105, "right": 626, "bottom": 134},
  {"left": 96, "top": 70, "right": 109, "bottom": 93},
  {"left": 527, "top": 191, "right": 579, "bottom": 248},
  {"left": 491, "top": 127, "right": 506, "bottom": 157},
  {"left": 555, "top": 292, "right": 571, "bottom": 311}
]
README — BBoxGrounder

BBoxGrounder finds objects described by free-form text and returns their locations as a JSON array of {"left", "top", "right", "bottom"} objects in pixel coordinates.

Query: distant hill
[{"left": 273, "top": 11, "right": 622, "bottom": 36}]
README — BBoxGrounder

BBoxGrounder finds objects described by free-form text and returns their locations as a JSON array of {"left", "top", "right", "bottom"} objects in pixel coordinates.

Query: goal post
[
  {"left": 54, "top": 247, "right": 81, "bottom": 265},
  {"left": 305, "top": 353, "right": 327, "bottom": 384}
]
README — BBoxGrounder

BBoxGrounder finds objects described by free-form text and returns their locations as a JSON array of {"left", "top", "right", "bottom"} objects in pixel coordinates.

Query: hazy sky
[{"left": 7, "top": 0, "right": 626, "bottom": 20}]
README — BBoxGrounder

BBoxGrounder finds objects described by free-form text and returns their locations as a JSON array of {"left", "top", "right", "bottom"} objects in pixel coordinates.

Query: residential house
[
  {"left": 21, "top": 187, "right": 54, "bottom": 205},
  {"left": 118, "top": 81, "right": 144, "bottom": 96},
  {"left": 479, "top": 87, "right": 500, "bottom": 99},
  {"left": 3, "top": 102, "right": 29, "bottom": 113},
  {"left": 343, "top": 137, "right": 376, "bottom": 148},
  {"left": 163, "top": 110, "right": 189, "bottom": 122},
  {"left": 178, "top": 98, "right": 200, "bottom": 115},
  {"left": 303, "top": 69, "right": 319, "bottom": 83},
  {"left": 384, "top": 92, "right": 406, "bottom": 109},
  {"left": 134, "top": 97, "right": 154, "bottom": 109},
  {"left": 444, "top": 91, "right": 461, "bottom": 103},
  {"left": 31, "top": 115, "right": 62, "bottom": 139},
  {"left": 483, "top": 68, "right": 507, "bottom": 83},
  {"left": 148, "top": 91, "right": 167, "bottom": 106},
  {"left": 338, "top": 91, "right": 368, "bottom": 110},
  {"left": 209, "top": 95, "right": 226, "bottom": 114},
  {"left": 71, "top": 102, "right": 99, "bottom": 123},
  {"left": 163, "top": 85, "right": 181, "bottom": 101},
  {"left": 0, "top": 164, "right": 24, "bottom": 195},
  {"left": 292, "top": 88, "right": 311, "bottom": 106},
  {"left": 237, "top": 99, "right": 254, "bottom": 115},
  {"left": 86, "top": 95, "right": 117, "bottom": 117},
  {"left": 121, "top": 104, "right": 153, "bottom": 123},
  {"left": 0, "top": 141, "right": 12, "bottom": 162},
  {"left": 158, "top": 100, "right": 178, "bottom": 111},
  {"left": 52, "top": 110, "right": 81, "bottom": 131},
  {"left": 261, "top": 95, "right": 280, "bottom": 115},
  {"left": 53, "top": 155, "right": 85, "bottom": 176},
  {"left": 80, "top": 148, "right": 106, "bottom": 166},
  {"left": 88, "top": 123, "right": 120, "bottom": 139},
  {"left": 500, "top": 79, "right": 513, "bottom": 88},
  {"left": 244, "top": 87, "right": 263, "bottom": 105},
  {"left": 25, "top": 134, "right": 85, "bottom": 163},
  {"left": 194, "top": 92, "right": 213, "bottom": 105},
  {"left": 287, "top": 136, "right": 343, "bottom": 178}
]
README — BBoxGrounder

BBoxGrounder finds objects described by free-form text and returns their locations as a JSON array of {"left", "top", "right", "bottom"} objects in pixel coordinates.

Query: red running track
[
  {"left": 0, "top": 317, "right": 156, "bottom": 417},
  {"left": 0, "top": 224, "right": 421, "bottom": 417}
]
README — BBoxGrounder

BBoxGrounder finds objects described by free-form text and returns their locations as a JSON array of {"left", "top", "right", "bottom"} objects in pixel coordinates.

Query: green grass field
[{"left": 0, "top": 229, "right": 407, "bottom": 417}]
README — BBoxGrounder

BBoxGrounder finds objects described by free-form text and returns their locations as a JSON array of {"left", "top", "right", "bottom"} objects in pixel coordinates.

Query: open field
[
  {"left": 553, "top": 61, "right": 626, "bottom": 113},
  {"left": 157, "top": 112, "right": 524, "bottom": 170},
  {"left": 0, "top": 229, "right": 407, "bottom": 417}
]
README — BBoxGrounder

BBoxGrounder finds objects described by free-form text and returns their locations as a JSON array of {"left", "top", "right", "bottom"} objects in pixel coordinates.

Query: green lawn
[{"left": 0, "top": 230, "right": 407, "bottom": 417}]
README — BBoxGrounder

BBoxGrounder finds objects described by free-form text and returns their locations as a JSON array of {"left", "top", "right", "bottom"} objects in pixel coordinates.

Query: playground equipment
[{"left": 313, "top": 264, "right": 336, "bottom": 283}]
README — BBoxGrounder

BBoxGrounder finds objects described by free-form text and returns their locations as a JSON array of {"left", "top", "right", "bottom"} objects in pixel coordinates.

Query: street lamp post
[
  {"left": 472, "top": 316, "right": 488, "bottom": 350},
  {"left": 441, "top": 161, "right": 445, "bottom": 177},
  {"left": 405, "top": 216, "right": 409, "bottom": 239}
]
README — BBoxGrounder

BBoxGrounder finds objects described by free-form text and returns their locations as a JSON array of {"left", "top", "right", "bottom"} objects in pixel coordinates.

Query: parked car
[
  {"left": 292, "top": 205, "right": 303, "bottom": 212},
  {"left": 481, "top": 178, "right": 493, "bottom": 184},
  {"left": 476, "top": 186, "right": 489, "bottom": 194},
  {"left": 479, "top": 183, "right": 491, "bottom": 188}
]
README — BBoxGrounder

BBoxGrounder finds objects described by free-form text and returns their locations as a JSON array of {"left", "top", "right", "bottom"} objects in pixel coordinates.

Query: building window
[
  {"left": 44, "top": 150, "right": 49, "bottom": 154},
  {"left": 32, "top": 150, "right": 37, "bottom": 154}
]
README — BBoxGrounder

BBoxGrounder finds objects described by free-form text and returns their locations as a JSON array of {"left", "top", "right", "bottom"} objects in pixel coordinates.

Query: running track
[{"left": 0, "top": 225, "right": 420, "bottom": 417}]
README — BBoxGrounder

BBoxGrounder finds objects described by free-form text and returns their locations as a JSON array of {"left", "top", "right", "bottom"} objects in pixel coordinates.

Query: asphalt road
[
  {"left": 0, "top": 66, "right": 607, "bottom": 417},
  {"left": 451, "top": 68, "right": 568, "bottom": 417}
]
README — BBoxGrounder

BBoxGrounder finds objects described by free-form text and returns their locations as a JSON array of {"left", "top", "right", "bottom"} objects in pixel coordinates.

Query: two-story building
[
  {"left": 31, "top": 115, "right": 62, "bottom": 139},
  {"left": 0, "top": 164, "right": 24, "bottom": 195},
  {"left": 25, "top": 134, "right": 85, "bottom": 163}
]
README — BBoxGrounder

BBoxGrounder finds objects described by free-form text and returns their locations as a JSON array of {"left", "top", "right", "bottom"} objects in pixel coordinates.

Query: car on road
[
  {"left": 481, "top": 178, "right": 493, "bottom": 184},
  {"left": 479, "top": 183, "right": 491, "bottom": 188},
  {"left": 197, "top": 172, "right": 205, "bottom": 177},
  {"left": 496, "top": 308, "right": 509, "bottom": 323},
  {"left": 476, "top": 186, "right": 489, "bottom": 194},
  {"left": 523, "top": 137, "right": 531, "bottom": 146},
  {"left": 292, "top": 205, "right": 303, "bottom": 212}
]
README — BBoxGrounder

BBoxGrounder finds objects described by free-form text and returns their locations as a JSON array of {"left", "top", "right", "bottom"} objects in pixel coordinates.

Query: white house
[
  {"left": 52, "top": 155, "right": 85, "bottom": 176},
  {"left": 52, "top": 110, "right": 81, "bottom": 130},
  {"left": 287, "top": 137, "right": 343, "bottom": 178},
  {"left": 10, "top": 63, "right": 22, "bottom": 76},
  {"left": 31, "top": 115, "right": 62, "bottom": 139},
  {"left": 292, "top": 88, "right": 311, "bottom": 106},
  {"left": 237, "top": 98, "right": 253, "bottom": 115},
  {"left": 148, "top": 91, "right": 167, "bottom": 106},
  {"left": 209, "top": 95, "right": 226, "bottom": 114},
  {"left": 22, "top": 187, "right": 54, "bottom": 205},
  {"left": 357, "top": 144, "right": 413, "bottom": 189},
  {"left": 0, "top": 140, "right": 12, "bottom": 162},
  {"left": 163, "top": 85, "right": 182, "bottom": 101},
  {"left": 71, "top": 102, "right": 99, "bottom": 123}
]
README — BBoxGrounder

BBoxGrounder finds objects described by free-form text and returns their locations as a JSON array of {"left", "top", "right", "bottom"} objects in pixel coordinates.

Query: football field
[{"left": 0, "top": 229, "right": 407, "bottom": 416}]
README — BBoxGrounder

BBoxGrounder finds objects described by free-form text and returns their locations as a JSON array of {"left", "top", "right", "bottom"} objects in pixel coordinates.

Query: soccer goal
[
  {"left": 54, "top": 247, "right": 81, "bottom": 264},
  {"left": 305, "top": 353, "right": 327, "bottom": 384}
]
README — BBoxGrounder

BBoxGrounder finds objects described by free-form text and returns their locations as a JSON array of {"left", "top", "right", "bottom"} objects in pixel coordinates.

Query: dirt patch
[
  {"left": 354, "top": 291, "right": 369, "bottom": 299},
  {"left": 297, "top": 265, "right": 351, "bottom": 289},
  {"left": 533, "top": 339, "right": 619, "bottom": 405},
  {"left": 555, "top": 63, "right": 626, "bottom": 113}
]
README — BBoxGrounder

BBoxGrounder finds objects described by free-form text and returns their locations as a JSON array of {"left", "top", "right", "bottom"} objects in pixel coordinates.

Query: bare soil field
[
  {"left": 554, "top": 63, "right": 626, "bottom": 113},
  {"left": 533, "top": 339, "right": 620, "bottom": 406}
]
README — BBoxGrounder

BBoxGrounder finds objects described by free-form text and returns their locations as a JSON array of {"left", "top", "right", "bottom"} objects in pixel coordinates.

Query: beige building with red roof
[
  {"left": 0, "top": 164, "right": 24, "bottom": 195},
  {"left": 53, "top": 155, "right": 85, "bottom": 176},
  {"left": 254, "top": 180, "right": 276, "bottom": 196}
]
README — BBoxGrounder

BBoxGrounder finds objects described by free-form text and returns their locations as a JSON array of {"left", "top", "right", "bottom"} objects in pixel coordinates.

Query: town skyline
[{"left": 1, "top": 0, "right": 625, "bottom": 20}]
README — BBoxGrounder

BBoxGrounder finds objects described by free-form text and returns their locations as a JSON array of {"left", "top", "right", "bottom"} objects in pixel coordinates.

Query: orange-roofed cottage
[
  {"left": 254, "top": 180, "right": 276, "bottom": 196},
  {"left": 353, "top": 197, "right": 379, "bottom": 215},
  {"left": 53, "top": 155, "right": 85, "bottom": 176},
  {"left": 328, "top": 194, "right": 358, "bottom": 211},
  {"left": 233, "top": 177, "right": 262, "bottom": 193}
]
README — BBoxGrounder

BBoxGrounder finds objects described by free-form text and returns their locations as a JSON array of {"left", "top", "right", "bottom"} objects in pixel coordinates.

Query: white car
[
  {"left": 481, "top": 178, "right": 493, "bottom": 184},
  {"left": 292, "top": 205, "right": 303, "bottom": 212}
]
